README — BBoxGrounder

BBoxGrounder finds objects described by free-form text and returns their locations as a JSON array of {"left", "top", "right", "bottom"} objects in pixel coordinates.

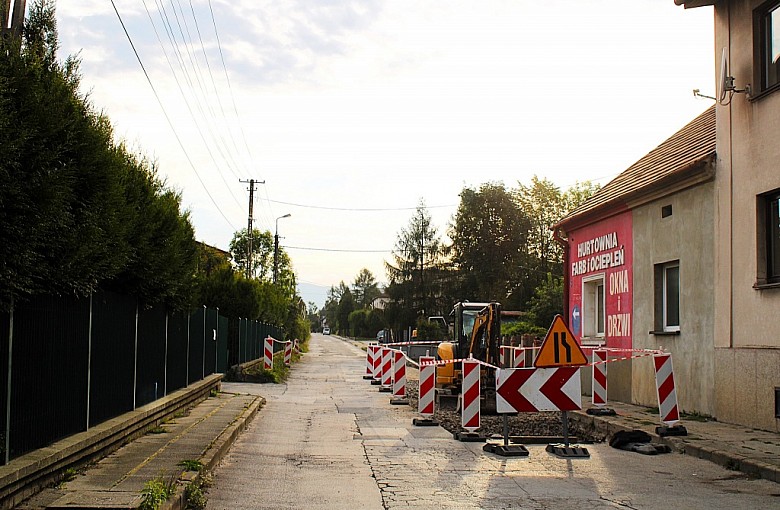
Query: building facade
[{"left": 677, "top": 0, "right": 780, "bottom": 431}]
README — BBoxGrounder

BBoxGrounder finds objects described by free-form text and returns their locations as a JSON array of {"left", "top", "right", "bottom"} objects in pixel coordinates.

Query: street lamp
[{"left": 274, "top": 213, "right": 291, "bottom": 284}]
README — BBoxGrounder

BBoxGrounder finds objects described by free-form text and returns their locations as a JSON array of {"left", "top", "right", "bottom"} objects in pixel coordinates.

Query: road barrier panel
[
  {"left": 390, "top": 349, "right": 409, "bottom": 405},
  {"left": 587, "top": 348, "right": 616, "bottom": 416},
  {"left": 284, "top": 341, "right": 292, "bottom": 367},
  {"left": 263, "top": 337, "right": 273, "bottom": 370},
  {"left": 364, "top": 342, "right": 376, "bottom": 380},
  {"left": 413, "top": 356, "right": 438, "bottom": 426},
  {"left": 454, "top": 357, "right": 485, "bottom": 442},
  {"left": 379, "top": 347, "right": 393, "bottom": 393},
  {"left": 653, "top": 353, "right": 688, "bottom": 437},
  {"left": 370, "top": 344, "right": 382, "bottom": 385}
]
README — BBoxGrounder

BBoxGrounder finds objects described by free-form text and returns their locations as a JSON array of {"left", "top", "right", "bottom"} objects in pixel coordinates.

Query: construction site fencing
[{"left": 0, "top": 289, "right": 263, "bottom": 464}]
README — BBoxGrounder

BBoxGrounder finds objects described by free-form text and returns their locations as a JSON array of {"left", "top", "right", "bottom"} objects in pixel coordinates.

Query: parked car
[{"left": 323, "top": 327, "right": 330, "bottom": 335}]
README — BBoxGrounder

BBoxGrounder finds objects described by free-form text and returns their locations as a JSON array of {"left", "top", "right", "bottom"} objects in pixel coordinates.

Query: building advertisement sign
[{"left": 568, "top": 212, "right": 633, "bottom": 350}]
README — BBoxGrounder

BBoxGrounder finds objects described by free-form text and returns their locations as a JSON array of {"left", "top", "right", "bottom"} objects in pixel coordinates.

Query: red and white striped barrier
[
  {"left": 418, "top": 355, "right": 436, "bottom": 417},
  {"left": 370, "top": 345, "right": 382, "bottom": 381},
  {"left": 513, "top": 347, "right": 526, "bottom": 368},
  {"left": 364, "top": 343, "right": 375, "bottom": 378},
  {"left": 461, "top": 358, "right": 480, "bottom": 432},
  {"left": 284, "top": 340, "right": 292, "bottom": 366},
  {"left": 392, "top": 349, "right": 407, "bottom": 399},
  {"left": 654, "top": 353, "right": 680, "bottom": 425},
  {"left": 592, "top": 349, "right": 608, "bottom": 406},
  {"left": 381, "top": 347, "right": 393, "bottom": 389},
  {"left": 263, "top": 336, "right": 273, "bottom": 370}
]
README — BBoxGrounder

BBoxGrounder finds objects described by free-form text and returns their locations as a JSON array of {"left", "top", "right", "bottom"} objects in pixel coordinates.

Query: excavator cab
[{"left": 436, "top": 302, "right": 501, "bottom": 412}]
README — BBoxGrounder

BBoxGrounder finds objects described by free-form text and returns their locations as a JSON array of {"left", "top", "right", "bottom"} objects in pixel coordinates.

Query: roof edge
[{"left": 554, "top": 154, "right": 715, "bottom": 233}]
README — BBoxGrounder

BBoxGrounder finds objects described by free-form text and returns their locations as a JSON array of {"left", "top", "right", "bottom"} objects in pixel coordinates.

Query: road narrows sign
[{"left": 534, "top": 315, "right": 588, "bottom": 368}]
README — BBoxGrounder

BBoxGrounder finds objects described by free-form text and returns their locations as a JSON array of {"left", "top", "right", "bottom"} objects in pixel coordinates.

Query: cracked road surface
[{"left": 205, "top": 335, "right": 780, "bottom": 509}]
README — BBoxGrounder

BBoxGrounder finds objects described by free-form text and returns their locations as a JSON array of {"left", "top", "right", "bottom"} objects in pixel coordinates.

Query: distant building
[{"left": 370, "top": 295, "right": 390, "bottom": 310}]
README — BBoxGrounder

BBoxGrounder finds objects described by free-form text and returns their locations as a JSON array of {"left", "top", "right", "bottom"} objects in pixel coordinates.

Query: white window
[
  {"left": 756, "top": 0, "right": 780, "bottom": 92},
  {"left": 582, "top": 274, "right": 605, "bottom": 339},
  {"left": 654, "top": 261, "right": 680, "bottom": 333}
]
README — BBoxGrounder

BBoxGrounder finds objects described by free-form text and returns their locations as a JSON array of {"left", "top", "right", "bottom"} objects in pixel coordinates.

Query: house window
[
  {"left": 582, "top": 275, "right": 605, "bottom": 339},
  {"left": 654, "top": 261, "right": 680, "bottom": 332},
  {"left": 756, "top": 1, "right": 780, "bottom": 92},
  {"left": 763, "top": 190, "right": 780, "bottom": 284}
]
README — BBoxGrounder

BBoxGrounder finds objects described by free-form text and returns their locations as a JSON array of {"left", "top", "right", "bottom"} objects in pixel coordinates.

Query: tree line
[
  {"left": 316, "top": 179, "right": 597, "bottom": 338},
  {"left": 0, "top": 2, "right": 309, "bottom": 341}
]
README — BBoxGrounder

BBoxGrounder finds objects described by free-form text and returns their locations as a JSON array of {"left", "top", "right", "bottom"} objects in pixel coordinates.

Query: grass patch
[
  {"left": 148, "top": 426, "right": 167, "bottom": 435},
  {"left": 681, "top": 410, "right": 716, "bottom": 422}
]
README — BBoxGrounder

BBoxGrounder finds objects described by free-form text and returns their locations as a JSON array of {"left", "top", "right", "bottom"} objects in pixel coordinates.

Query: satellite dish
[{"left": 718, "top": 47, "right": 729, "bottom": 102}]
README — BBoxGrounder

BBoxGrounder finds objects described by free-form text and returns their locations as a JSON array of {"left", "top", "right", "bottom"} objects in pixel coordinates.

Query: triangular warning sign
[{"left": 534, "top": 315, "right": 588, "bottom": 368}]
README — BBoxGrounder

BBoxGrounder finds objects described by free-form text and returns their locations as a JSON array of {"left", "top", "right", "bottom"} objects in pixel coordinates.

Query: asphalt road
[{"left": 205, "top": 334, "right": 780, "bottom": 509}]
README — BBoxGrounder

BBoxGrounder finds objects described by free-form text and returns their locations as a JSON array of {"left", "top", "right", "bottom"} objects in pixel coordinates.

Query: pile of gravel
[{"left": 405, "top": 380, "right": 592, "bottom": 439}]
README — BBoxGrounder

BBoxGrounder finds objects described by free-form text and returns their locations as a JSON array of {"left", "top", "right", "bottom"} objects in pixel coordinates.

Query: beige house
[
  {"left": 554, "top": 107, "right": 716, "bottom": 415},
  {"left": 676, "top": 0, "right": 780, "bottom": 431}
]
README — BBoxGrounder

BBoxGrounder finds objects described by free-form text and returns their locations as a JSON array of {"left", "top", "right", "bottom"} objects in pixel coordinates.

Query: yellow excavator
[{"left": 436, "top": 302, "right": 502, "bottom": 413}]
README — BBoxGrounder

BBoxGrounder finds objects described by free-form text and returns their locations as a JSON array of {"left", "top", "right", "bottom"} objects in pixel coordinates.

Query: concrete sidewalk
[
  {"left": 570, "top": 400, "right": 780, "bottom": 483},
  {"left": 17, "top": 391, "right": 262, "bottom": 509}
]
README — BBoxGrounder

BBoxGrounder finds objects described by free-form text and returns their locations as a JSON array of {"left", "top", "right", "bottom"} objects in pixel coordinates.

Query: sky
[{"left": 55, "top": 0, "right": 715, "bottom": 308}]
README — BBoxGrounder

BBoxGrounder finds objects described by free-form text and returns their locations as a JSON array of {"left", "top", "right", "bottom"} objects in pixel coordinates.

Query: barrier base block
[
  {"left": 546, "top": 444, "right": 590, "bottom": 458},
  {"left": 453, "top": 431, "right": 486, "bottom": 442},
  {"left": 370, "top": 380, "right": 381, "bottom": 385},
  {"left": 483, "top": 443, "right": 530, "bottom": 457},
  {"left": 656, "top": 424, "right": 688, "bottom": 437},
  {"left": 412, "top": 417, "right": 439, "bottom": 427},
  {"left": 587, "top": 407, "right": 617, "bottom": 416},
  {"left": 378, "top": 386, "right": 393, "bottom": 393},
  {"left": 390, "top": 397, "right": 409, "bottom": 405},
  {"left": 363, "top": 375, "right": 374, "bottom": 380}
]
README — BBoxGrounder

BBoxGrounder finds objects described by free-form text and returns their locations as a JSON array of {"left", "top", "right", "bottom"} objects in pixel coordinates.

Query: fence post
[
  {"left": 214, "top": 308, "right": 219, "bottom": 374},
  {"left": 202, "top": 305, "right": 206, "bottom": 379},
  {"left": 86, "top": 294, "right": 93, "bottom": 430},
  {"left": 164, "top": 312, "right": 169, "bottom": 397},
  {"left": 5, "top": 300, "right": 13, "bottom": 465},
  {"left": 133, "top": 302, "right": 139, "bottom": 409},
  {"left": 186, "top": 310, "right": 190, "bottom": 386}
]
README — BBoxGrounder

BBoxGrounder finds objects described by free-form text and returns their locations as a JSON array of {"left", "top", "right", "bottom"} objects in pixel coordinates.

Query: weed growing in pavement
[
  {"left": 681, "top": 410, "right": 716, "bottom": 422},
  {"left": 178, "top": 459, "right": 203, "bottom": 472},
  {"left": 184, "top": 479, "right": 207, "bottom": 510},
  {"left": 148, "top": 425, "right": 167, "bottom": 434},
  {"left": 209, "top": 388, "right": 219, "bottom": 398},
  {"left": 139, "top": 474, "right": 177, "bottom": 510}
]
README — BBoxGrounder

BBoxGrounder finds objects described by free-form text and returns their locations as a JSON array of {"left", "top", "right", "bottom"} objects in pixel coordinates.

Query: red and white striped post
[
  {"left": 413, "top": 356, "right": 439, "bottom": 426},
  {"left": 461, "top": 357, "right": 480, "bottom": 433},
  {"left": 654, "top": 353, "right": 680, "bottom": 425},
  {"left": 380, "top": 347, "right": 393, "bottom": 392},
  {"left": 370, "top": 345, "right": 382, "bottom": 384},
  {"left": 390, "top": 350, "right": 409, "bottom": 404},
  {"left": 263, "top": 337, "right": 273, "bottom": 370},
  {"left": 513, "top": 347, "right": 526, "bottom": 368},
  {"left": 293, "top": 338, "right": 300, "bottom": 354},
  {"left": 284, "top": 340, "right": 292, "bottom": 366},
  {"left": 592, "top": 349, "right": 608, "bottom": 406},
  {"left": 364, "top": 343, "right": 375, "bottom": 379}
]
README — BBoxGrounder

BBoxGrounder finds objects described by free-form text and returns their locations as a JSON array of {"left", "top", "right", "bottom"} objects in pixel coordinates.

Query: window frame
[
  {"left": 582, "top": 274, "right": 606, "bottom": 341},
  {"left": 653, "top": 260, "right": 680, "bottom": 335},
  {"left": 757, "top": 189, "right": 780, "bottom": 287},
  {"left": 754, "top": 0, "right": 780, "bottom": 96},
  {"left": 662, "top": 262, "right": 680, "bottom": 332}
]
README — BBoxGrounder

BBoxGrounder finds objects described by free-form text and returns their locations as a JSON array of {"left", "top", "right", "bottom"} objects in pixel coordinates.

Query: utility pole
[
  {"left": 1, "top": 0, "right": 26, "bottom": 42},
  {"left": 239, "top": 179, "right": 264, "bottom": 278}
]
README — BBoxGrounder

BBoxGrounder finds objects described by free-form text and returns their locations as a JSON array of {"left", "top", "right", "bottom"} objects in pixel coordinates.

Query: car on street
[{"left": 322, "top": 327, "right": 330, "bottom": 335}]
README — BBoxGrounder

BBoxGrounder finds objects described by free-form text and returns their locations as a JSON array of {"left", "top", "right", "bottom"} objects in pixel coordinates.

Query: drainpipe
[{"left": 552, "top": 227, "right": 570, "bottom": 321}]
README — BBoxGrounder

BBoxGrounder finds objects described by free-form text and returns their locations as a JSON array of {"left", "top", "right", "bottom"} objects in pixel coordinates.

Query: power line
[
  {"left": 109, "top": 0, "right": 237, "bottom": 231},
  {"left": 283, "top": 245, "right": 392, "bottom": 253},
  {"left": 265, "top": 199, "right": 457, "bottom": 212}
]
